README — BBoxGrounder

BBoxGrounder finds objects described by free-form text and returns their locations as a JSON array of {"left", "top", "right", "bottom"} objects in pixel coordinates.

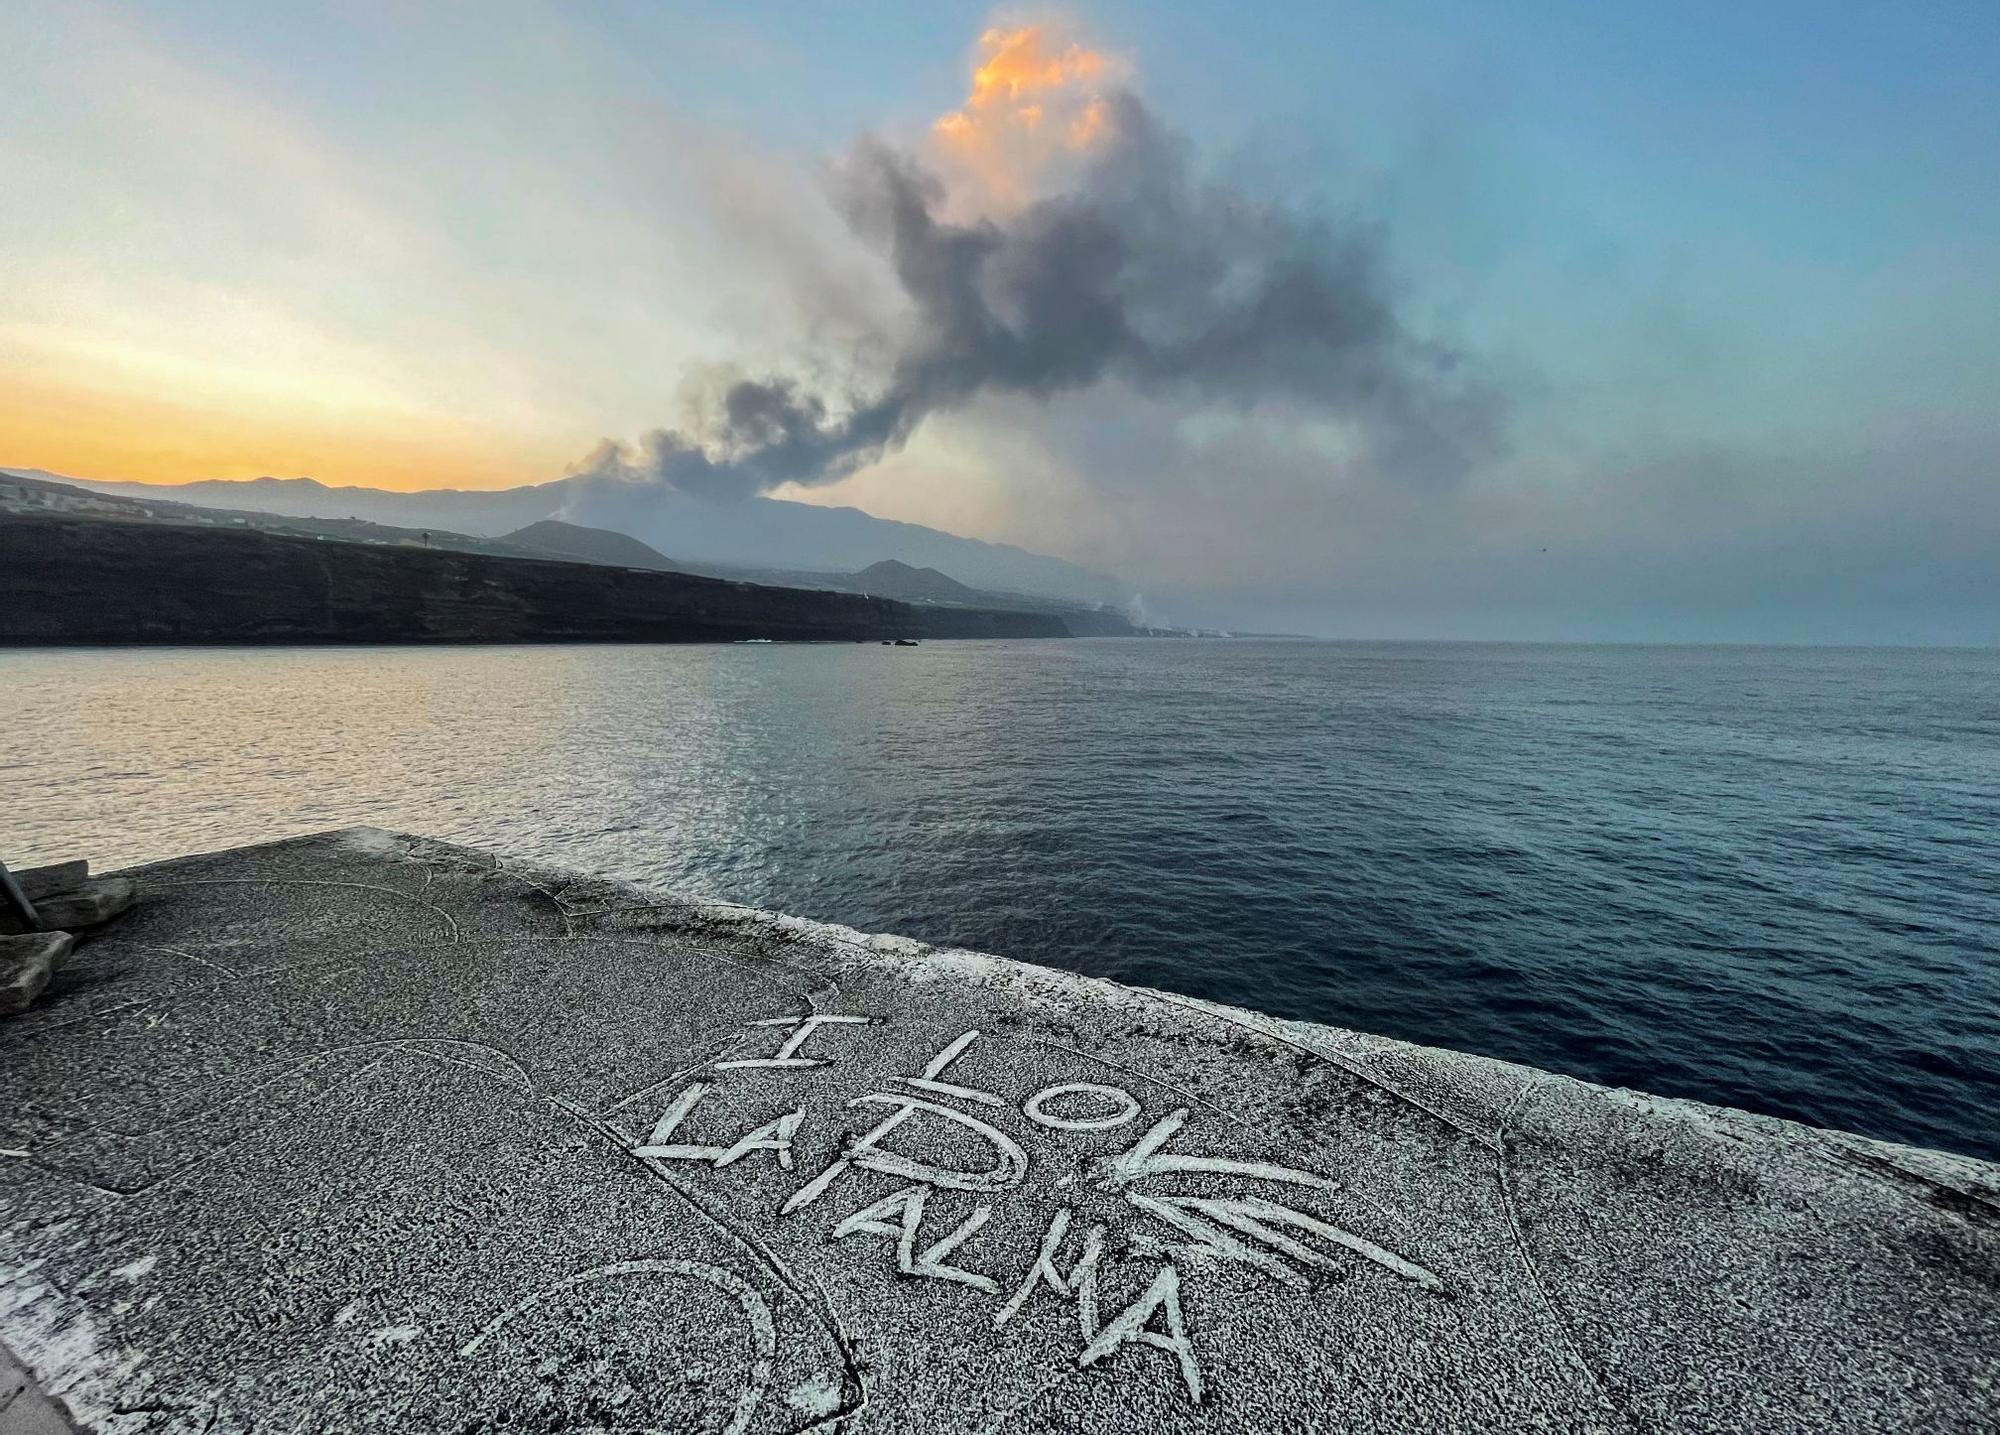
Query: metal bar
[{"left": 0, "top": 861, "right": 42, "bottom": 932}]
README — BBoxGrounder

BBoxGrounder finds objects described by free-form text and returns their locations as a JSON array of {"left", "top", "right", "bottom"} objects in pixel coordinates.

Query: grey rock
[
  {"left": 0, "top": 933, "right": 71, "bottom": 1014},
  {"left": 10, "top": 861, "right": 88, "bottom": 902},
  {"left": 0, "top": 827, "right": 1991, "bottom": 1434},
  {"left": 0, "top": 877, "right": 134, "bottom": 936}
]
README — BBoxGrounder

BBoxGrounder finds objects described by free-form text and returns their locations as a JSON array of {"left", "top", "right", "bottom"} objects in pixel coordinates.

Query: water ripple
[{"left": 3, "top": 638, "right": 1996, "bottom": 1157}]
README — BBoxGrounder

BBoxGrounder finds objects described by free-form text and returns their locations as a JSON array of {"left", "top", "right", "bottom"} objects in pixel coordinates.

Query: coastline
[{"left": 0, "top": 515, "right": 1080, "bottom": 646}]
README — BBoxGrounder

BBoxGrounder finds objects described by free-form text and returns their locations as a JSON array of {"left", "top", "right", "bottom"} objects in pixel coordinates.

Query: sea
[{"left": 3, "top": 639, "right": 1995, "bottom": 1160}]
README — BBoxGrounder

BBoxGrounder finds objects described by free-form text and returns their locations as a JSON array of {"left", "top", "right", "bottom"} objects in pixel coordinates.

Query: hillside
[
  {"left": 0, "top": 513, "right": 1072, "bottom": 644},
  {"left": 16, "top": 469, "right": 1121, "bottom": 605},
  {"left": 2, "top": 470, "right": 1157, "bottom": 636},
  {"left": 0, "top": 469, "right": 560, "bottom": 564},
  {"left": 502, "top": 519, "right": 677, "bottom": 571},
  {"left": 847, "top": 559, "right": 982, "bottom": 603}
]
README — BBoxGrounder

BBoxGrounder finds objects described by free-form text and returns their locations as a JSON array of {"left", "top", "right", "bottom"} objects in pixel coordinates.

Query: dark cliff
[{"left": 0, "top": 515, "right": 1073, "bottom": 645}]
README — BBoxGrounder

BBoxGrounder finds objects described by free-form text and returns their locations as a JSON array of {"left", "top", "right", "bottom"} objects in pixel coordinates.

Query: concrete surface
[{"left": 0, "top": 829, "right": 1993, "bottom": 1434}]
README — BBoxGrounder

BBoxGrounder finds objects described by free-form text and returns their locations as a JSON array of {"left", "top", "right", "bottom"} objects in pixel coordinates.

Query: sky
[{"left": 3, "top": 1, "right": 1997, "bottom": 642}]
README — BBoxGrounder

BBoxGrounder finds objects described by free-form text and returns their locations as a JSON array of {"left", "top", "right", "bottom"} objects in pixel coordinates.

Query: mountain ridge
[
  {"left": 0, "top": 511, "right": 1075, "bottom": 645},
  {"left": 501, "top": 518, "right": 678, "bottom": 571},
  {"left": 848, "top": 559, "right": 982, "bottom": 603},
  {"left": 8, "top": 469, "right": 1120, "bottom": 605}
]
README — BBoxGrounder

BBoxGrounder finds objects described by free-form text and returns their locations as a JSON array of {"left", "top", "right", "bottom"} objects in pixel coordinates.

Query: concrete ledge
[
  {"left": 0, "top": 1340, "right": 82, "bottom": 1434},
  {"left": 0, "top": 829, "right": 1992, "bottom": 1432}
]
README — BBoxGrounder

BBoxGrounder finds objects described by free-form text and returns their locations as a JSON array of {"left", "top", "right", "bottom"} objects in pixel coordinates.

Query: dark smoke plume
[{"left": 582, "top": 89, "right": 1500, "bottom": 498}]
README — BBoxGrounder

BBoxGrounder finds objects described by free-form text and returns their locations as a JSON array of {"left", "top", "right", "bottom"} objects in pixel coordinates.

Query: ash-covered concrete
[{"left": 0, "top": 830, "right": 1993, "bottom": 1434}]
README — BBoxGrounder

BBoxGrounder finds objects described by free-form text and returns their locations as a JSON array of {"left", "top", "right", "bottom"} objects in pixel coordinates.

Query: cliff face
[{"left": 0, "top": 515, "right": 1072, "bottom": 644}]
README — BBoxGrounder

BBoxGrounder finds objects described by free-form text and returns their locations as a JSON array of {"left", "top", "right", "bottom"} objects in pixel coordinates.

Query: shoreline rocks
[
  {"left": 0, "top": 931, "right": 75, "bottom": 1014},
  {"left": 0, "top": 877, "right": 136, "bottom": 938},
  {"left": 0, "top": 859, "right": 134, "bottom": 1013},
  {"left": 12, "top": 861, "right": 87, "bottom": 902}
]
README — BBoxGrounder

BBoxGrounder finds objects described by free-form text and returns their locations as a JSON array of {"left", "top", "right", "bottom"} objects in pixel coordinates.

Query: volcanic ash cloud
[{"left": 577, "top": 24, "right": 1501, "bottom": 502}]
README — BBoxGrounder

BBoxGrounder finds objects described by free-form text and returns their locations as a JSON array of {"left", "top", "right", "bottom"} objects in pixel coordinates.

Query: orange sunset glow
[
  {"left": 3, "top": 18, "right": 1131, "bottom": 494},
  {"left": 931, "top": 25, "right": 1125, "bottom": 206},
  {"left": 0, "top": 367, "right": 557, "bottom": 491}
]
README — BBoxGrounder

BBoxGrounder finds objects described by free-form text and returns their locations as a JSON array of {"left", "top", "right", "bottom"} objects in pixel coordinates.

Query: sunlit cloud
[{"left": 929, "top": 23, "right": 1129, "bottom": 208}]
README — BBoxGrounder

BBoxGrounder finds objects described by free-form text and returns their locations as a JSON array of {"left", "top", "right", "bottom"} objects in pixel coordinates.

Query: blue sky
[{"left": 3, "top": 2, "right": 1996, "bottom": 640}]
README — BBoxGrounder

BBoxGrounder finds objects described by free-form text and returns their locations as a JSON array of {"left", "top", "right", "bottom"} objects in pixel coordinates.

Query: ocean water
[{"left": 3, "top": 639, "right": 1995, "bottom": 1159}]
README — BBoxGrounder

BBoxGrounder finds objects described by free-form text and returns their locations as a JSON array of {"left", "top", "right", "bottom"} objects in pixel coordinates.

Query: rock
[
  {"left": 13, "top": 859, "right": 89, "bottom": 901},
  {"left": 0, "top": 877, "right": 135, "bottom": 936},
  {"left": 0, "top": 932, "right": 71, "bottom": 1014}
]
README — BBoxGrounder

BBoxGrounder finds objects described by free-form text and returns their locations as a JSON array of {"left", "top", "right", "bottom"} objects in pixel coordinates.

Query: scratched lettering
[
  {"left": 1023, "top": 1082, "right": 1141, "bottom": 1131},
  {"left": 832, "top": 1184, "right": 999, "bottom": 1293},
  {"left": 602, "top": 1013, "right": 1446, "bottom": 1407},
  {"left": 715, "top": 1014, "right": 872, "bottom": 1070}
]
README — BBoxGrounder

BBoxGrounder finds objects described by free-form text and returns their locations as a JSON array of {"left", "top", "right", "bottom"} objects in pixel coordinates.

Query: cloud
[
  {"left": 929, "top": 24, "right": 1127, "bottom": 206},
  {"left": 579, "top": 21, "right": 1502, "bottom": 503},
  {"left": 955, "top": 384, "right": 2000, "bottom": 643}
]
